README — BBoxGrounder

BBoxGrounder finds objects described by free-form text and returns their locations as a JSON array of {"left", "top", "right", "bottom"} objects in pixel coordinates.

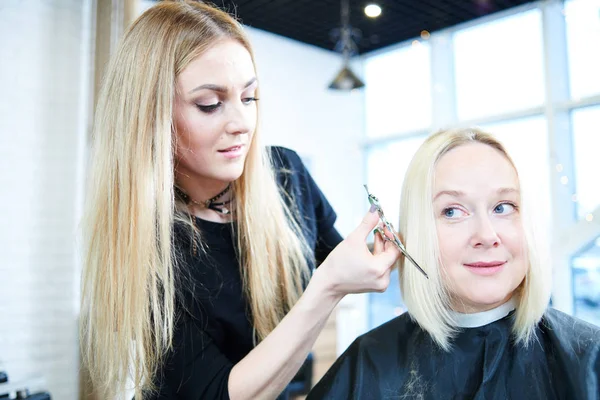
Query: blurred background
[{"left": 0, "top": 0, "right": 599, "bottom": 398}]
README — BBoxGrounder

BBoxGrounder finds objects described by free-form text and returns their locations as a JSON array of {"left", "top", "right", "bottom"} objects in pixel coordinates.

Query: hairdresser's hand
[{"left": 312, "top": 207, "right": 401, "bottom": 300}]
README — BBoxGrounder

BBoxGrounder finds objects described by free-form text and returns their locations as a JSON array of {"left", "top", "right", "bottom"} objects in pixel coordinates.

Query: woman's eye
[
  {"left": 242, "top": 97, "right": 259, "bottom": 105},
  {"left": 442, "top": 207, "right": 465, "bottom": 219},
  {"left": 196, "top": 102, "right": 221, "bottom": 113},
  {"left": 494, "top": 202, "right": 517, "bottom": 214}
]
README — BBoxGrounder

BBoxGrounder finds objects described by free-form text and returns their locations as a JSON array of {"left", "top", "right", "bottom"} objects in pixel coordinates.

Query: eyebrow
[
  {"left": 433, "top": 187, "right": 519, "bottom": 201},
  {"left": 189, "top": 77, "right": 257, "bottom": 94}
]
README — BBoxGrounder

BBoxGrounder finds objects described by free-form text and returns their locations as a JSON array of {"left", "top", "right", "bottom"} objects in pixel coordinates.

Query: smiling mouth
[
  {"left": 464, "top": 261, "right": 506, "bottom": 268},
  {"left": 218, "top": 145, "right": 243, "bottom": 152}
]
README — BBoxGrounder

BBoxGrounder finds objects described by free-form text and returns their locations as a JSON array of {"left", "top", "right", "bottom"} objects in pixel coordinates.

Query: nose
[
  {"left": 470, "top": 214, "right": 500, "bottom": 248},
  {"left": 224, "top": 102, "right": 252, "bottom": 136}
]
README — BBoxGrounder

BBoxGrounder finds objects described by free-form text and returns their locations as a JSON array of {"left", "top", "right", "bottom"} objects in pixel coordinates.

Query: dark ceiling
[{"left": 209, "top": 0, "right": 537, "bottom": 55}]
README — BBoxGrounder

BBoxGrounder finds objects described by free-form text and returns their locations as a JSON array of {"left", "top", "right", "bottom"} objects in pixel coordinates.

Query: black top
[
  {"left": 307, "top": 308, "right": 600, "bottom": 400},
  {"left": 150, "top": 147, "right": 343, "bottom": 399}
]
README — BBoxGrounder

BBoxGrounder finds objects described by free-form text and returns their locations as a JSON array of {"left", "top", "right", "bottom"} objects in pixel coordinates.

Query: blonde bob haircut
[
  {"left": 80, "top": 1, "right": 311, "bottom": 398},
  {"left": 398, "top": 127, "right": 551, "bottom": 351}
]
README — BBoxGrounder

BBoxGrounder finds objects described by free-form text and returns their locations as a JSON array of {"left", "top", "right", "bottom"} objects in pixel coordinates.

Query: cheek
[
  {"left": 174, "top": 112, "right": 218, "bottom": 153},
  {"left": 497, "top": 220, "right": 527, "bottom": 260},
  {"left": 436, "top": 223, "right": 466, "bottom": 270}
]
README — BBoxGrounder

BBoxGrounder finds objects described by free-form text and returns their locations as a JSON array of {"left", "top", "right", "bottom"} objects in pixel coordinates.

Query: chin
[
  {"left": 455, "top": 281, "right": 514, "bottom": 312},
  {"left": 462, "top": 291, "right": 512, "bottom": 312},
  {"left": 217, "top": 173, "right": 243, "bottom": 183},
  {"left": 217, "top": 165, "right": 245, "bottom": 182}
]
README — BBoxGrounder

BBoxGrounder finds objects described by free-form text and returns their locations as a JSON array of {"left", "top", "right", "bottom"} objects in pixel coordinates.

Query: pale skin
[
  {"left": 433, "top": 143, "right": 528, "bottom": 314},
  {"left": 172, "top": 39, "right": 400, "bottom": 400}
]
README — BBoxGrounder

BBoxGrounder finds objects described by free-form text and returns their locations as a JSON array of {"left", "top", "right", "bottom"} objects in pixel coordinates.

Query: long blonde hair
[
  {"left": 398, "top": 127, "right": 551, "bottom": 350},
  {"left": 80, "top": 1, "right": 311, "bottom": 398}
]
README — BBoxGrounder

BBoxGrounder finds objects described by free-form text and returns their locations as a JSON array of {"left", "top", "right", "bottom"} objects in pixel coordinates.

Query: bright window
[
  {"left": 366, "top": 136, "right": 426, "bottom": 329},
  {"left": 453, "top": 9, "right": 545, "bottom": 120},
  {"left": 572, "top": 236, "right": 600, "bottom": 327},
  {"left": 572, "top": 105, "right": 600, "bottom": 219},
  {"left": 565, "top": 0, "right": 600, "bottom": 99},
  {"left": 364, "top": 44, "right": 432, "bottom": 138},
  {"left": 365, "top": 136, "right": 426, "bottom": 227}
]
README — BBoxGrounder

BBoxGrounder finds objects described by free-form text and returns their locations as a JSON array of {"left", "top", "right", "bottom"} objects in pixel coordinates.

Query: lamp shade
[{"left": 328, "top": 64, "right": 365, "bottom": 91}]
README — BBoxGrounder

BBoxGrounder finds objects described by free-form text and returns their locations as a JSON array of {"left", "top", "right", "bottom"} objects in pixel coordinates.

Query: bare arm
[
  {"left": 228, "top": 269, "right": 340, "bottom": 400},
  {"left": 228, "top": 209, "right": 399, "bottom": 400}
]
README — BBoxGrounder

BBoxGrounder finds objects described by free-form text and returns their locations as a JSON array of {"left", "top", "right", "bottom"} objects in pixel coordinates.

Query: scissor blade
[
  {"left": 402, "top": 248, "right": 429, "bottom": 279},
  {"left": 390, "top": 233, "right": 429, "bottom": 279}
]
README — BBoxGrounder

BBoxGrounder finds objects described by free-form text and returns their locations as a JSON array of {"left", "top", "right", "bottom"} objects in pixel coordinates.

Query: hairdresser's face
[
  {"left": 173, "top": 39, "right": 257, "bottom": 186},
  {"left": 433, "top": 143, "right": 527, "bottom": 313}
]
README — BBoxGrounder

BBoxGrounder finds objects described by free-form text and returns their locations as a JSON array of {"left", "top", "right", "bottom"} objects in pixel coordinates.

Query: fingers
[
  {"left": 378, "top": 239, "right": 402, "bottom": 266},
  {"left": 354, "top": 208, "right": 380, "bottom": 240},
  {"left": 373, "top": 226, "right": 384, "bottom": 255}
]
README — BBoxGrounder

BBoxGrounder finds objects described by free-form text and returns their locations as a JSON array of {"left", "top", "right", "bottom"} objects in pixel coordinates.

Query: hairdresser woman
[{"left": 79, "top": 1, "right": 400, "bottom": 399}]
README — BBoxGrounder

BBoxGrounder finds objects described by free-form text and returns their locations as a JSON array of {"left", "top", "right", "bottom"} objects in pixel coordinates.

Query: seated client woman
[{"left": 308, "top": 128, "right": 600, "bottom": 400}]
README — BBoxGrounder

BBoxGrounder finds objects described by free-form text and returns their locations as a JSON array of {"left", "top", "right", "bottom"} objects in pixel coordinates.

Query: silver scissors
[{"left": 364, "top": 184, "right": 429, "bottom": 279}]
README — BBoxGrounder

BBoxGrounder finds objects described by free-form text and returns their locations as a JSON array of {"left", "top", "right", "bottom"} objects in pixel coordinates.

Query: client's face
[{"left": 433, "top": 142, "right": 527, "bottom": 313}]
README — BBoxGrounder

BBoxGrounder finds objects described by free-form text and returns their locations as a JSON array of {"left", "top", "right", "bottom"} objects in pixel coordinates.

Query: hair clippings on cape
[{"left": 364, "top": 184, "right": 429, "bottom": 279}]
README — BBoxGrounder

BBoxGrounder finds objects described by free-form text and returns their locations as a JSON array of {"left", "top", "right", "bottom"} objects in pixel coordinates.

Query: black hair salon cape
[{"left": 308, "top": 306, "right": 600, "bottom": 400}]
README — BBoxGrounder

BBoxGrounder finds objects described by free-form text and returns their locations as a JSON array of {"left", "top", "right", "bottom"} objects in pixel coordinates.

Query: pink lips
[
  {"left": 218, "top": 145, "right": 244, "bottom": 159},
  {"left": 463, "top": 261, "right": 506, "bottom": 276}
]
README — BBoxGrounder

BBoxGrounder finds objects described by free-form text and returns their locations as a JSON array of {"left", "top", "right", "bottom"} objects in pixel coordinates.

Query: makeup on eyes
[{"left": 193, "top": 87, "right": 258, "bottom": 113}]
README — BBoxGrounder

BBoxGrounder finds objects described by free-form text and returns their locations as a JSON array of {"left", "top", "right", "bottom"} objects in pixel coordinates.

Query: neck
[
  {"left": 449, "top": 297, "right": 517, "bottom": 328},
  {"left": 175, "top": 169, "right": 232, "bottom": 205},
  {"left": 191, "top": 205, "right": 234, "bottom": 223}
]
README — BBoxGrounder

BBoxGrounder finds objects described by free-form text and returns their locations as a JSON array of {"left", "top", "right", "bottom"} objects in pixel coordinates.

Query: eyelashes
[
  {"left": 493, "top": 202, "right": 518, "bottom": 214},
  {"left": 242, "top": 97, "right": 259, "bottom": 105},
  {"left": 196, "top": 102, "right": 221, "bottom": 113},
  {"left": 195, "top": 97, "right": 259, "bottom": 114}
]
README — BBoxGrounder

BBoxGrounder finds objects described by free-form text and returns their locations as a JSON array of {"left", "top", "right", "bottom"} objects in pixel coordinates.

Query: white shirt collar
[{"left": 449, "top": 297, "right": 517, "bottom": 328}]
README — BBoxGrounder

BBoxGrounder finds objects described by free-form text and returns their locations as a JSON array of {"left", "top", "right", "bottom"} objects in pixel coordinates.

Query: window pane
[
  {"left": 481, "top": 117, "right": 551, "bottom": 237},
  {"left": 454, "top": 10, "right": 545, "bottom": 120},
  {"left": 572, "top": 236, "right": 600, "bottom": 327},
  {"left": 565, "top": 0, "right": 600, "bottom": 99},
  {"left": 364, "top": 44, "right": 432, "bottom": 138},
  {"left": 369, "top": 269, "right": 407, "bottom": 329},
  {"left": 366, "top": 136, "right": 426, "bottom": 329},
  {"left": 572, "top": 105, "right": 600, "bottom": 219},
  {"left": 365, "top": 136, "right": 426, "bottom": 227}
]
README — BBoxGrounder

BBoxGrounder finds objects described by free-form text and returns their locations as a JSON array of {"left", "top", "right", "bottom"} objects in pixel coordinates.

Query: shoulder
[
  {"left": 543, "top": 308, "right": 600, "bottom": 337},
  {"left": 267, "top": 145, "right": 313, "bottom": 200},
  {"left": 268, "top": 145, "right": 305, "bottom": 171},
  {"left": 308, "top": 313, "right": 419, "bottom": 399},
  {"left": 542, "top": 308, "right": 600, "bottom": 352},
  {"left": 349, "top": 312, "right": 418, "bottom": 356},
  {"left": 540, "top": 308, "right": 600, "bottom": 394}
]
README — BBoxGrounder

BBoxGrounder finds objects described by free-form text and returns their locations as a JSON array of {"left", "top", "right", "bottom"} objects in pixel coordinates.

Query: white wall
[
  {"left": 0, "top": 1, "right": 92, "bottom": 399},
  {"left": 246, "top": 27, "right": 367, "bottom": 237}
]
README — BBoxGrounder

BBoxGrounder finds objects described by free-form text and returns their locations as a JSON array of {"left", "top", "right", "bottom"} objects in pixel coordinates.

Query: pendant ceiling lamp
[{"left": 328, "top": 0, "right": 365, "bottom": 91}]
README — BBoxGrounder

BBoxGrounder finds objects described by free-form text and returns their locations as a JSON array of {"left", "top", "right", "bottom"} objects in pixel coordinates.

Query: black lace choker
[{"left": 175, "top": 184, "right": 233, "bottom": 215}]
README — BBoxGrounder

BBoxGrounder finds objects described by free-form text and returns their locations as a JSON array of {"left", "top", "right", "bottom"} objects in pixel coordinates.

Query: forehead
[
  {"left": 434, "top": 142, "right": 518, "bottom": 194},
  {"left": 177, "top": 39, "right": 255, "bottom": 89}
]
